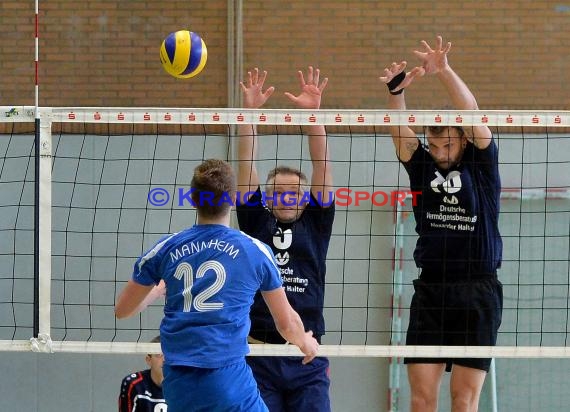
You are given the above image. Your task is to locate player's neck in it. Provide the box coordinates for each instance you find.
[150,369,163,387]
[197,213,231,227]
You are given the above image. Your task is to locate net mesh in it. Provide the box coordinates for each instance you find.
[2,106,570,410]
[0,123,35,341]
[0,107,569,359]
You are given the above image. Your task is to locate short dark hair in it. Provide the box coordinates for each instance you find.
[190,159,236,218]
[426,125,465,137]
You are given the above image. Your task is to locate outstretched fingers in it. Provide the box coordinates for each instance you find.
[419,35,452,55]
[240,67,275,108]
[379,61,408,83]
[413,35,452,74]
[297,66,328,89]
[285,66,328,109]
[262,86,275,99]
[257,69,269,88]
[420,39,433,53]
[317,75,328,92]
[402,66,425,87]
[296,69,307,88]
[312,67,319,86]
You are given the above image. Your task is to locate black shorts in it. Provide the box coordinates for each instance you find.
[404,276,503,372]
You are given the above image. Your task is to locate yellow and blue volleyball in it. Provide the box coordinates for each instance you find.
[160,30,207,79]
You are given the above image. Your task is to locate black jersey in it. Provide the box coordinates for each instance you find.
[236,187,335,342]
[118,369,167,412]
[403,140,502,279]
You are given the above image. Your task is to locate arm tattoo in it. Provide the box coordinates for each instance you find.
[405,141,418,157]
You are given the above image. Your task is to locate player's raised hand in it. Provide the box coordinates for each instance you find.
[285,66,328,110]
[413,35,452,75]
[380,61,425,93]
[240,68,275,109]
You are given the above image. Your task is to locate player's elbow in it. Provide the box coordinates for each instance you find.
[275,317,293,334]
[114,308,126,319]
[114,305,131,319]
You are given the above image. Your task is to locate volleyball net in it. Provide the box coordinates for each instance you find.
[0,107,569,361]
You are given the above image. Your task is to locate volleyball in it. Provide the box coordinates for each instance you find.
[160,30,207,79]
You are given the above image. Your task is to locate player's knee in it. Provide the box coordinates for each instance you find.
[409,376,441,411]
[410,392,438,412]
[450,390,480,412]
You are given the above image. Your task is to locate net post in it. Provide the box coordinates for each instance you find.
[36,109,52,339]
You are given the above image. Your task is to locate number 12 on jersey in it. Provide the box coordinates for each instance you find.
[173,260,226,312]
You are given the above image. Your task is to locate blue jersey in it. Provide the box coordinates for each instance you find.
[403,140,502,278]
[236,188,335,342]
[132,224,283,368]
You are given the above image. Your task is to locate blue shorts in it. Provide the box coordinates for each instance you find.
[163,360,268,412]
[246,356,330,412]
[404,276,503,372]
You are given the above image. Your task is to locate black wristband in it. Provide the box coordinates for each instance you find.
[387,71,406,95]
